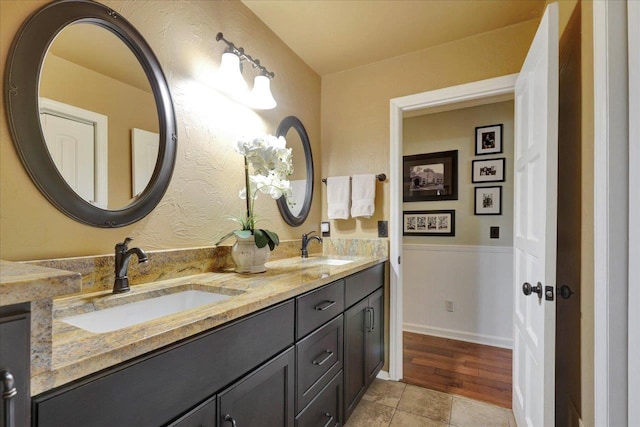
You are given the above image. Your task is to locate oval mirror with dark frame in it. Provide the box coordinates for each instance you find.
[276,116,314,227]
[4,0,177,228]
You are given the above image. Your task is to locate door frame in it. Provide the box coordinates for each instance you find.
[388,74,518,380]
[593,1,633,425]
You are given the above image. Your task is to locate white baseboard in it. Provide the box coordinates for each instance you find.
[404,323,513,349]
[376,370,390,380]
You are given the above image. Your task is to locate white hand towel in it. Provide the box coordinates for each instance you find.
[351,174,376,218]
[327,176,350,219]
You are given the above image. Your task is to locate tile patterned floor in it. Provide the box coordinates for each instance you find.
[345,379,516,427]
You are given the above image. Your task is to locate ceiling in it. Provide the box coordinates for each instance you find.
[241,0,546,76]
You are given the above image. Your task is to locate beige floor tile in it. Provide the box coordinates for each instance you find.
[390,410,449,427]
[362,379,407,408]
[345,400,396,427]
[396,384,452,423]
[449,395,511,427]
[508,409,517,427]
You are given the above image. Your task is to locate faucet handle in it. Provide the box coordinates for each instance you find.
[303,230,316,238]
[116,237,133,249]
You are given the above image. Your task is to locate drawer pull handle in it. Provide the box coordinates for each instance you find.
[365,307,375,332]
[2,371,17,427]
[314,300,336,311]
[322,412,334,427]
[312,350,334,366]
[224,414,237,427]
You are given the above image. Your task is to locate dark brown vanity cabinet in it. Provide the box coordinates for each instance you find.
[343,265,384,422]
[0,303,31,427]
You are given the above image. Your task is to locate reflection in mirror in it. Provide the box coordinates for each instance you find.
[276,116,313,226]
[285,127,306,216]
[39,23,159,210]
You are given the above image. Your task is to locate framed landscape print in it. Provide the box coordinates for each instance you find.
[474,186,502,215]
[403,150,458,202]
[472,157,505,183]
[403,210,455,236]
[475,124,503,155]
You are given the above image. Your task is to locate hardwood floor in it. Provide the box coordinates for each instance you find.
[402,331,513,408]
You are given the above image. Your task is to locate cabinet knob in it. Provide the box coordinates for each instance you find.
[2,371,17,427]
[224,414,237,427]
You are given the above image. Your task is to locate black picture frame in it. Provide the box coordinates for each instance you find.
[403,150,458,202]
[403,210,455,236]
[474,186,502,215]
[472,158,506,183]
[475,124,503,155]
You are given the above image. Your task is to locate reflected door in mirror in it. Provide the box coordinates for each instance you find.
[39,23,159,209]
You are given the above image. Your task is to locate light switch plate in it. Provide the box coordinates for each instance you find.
[321,221,330,237]
[490,226,500,239]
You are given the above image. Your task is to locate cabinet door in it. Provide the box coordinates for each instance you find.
[365,288,384,385]
[0,304,30,427]
[343,299,367,421]
[167,396,216,427]
[219,347,295,427]
[295,372,342,427]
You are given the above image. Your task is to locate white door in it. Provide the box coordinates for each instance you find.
[131,128,160,197]
[512,3,558,427]
[40,112,96,203]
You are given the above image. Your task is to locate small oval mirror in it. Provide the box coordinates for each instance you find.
[276,116,314,226]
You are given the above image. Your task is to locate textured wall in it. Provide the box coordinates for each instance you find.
[320,19,538,237]
[0,0,321,261]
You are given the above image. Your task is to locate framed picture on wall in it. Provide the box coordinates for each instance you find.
[403,210,455,236]
[403,150,458,202]
[475,124,503,155]
[474,186,502,215]
[472,157,505,183]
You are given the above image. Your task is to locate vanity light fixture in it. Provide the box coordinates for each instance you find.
[215,32,277,110]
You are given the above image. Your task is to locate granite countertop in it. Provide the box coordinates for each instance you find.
[0,260,82,306]
[33,255,387,395]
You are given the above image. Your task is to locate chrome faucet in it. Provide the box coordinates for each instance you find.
[113,237,148,294]
[301,231,322,258]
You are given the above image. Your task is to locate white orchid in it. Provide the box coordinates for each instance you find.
[227,134,294,250]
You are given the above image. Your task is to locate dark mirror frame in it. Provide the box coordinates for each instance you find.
[4,0,177,228]
[276,116,314,227]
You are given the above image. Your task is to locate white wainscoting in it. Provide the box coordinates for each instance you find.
[403,244,514,348]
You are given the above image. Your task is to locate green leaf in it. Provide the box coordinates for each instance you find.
[260,229,279,251]
[234,230,252,239]
[213,230,235,246]
[253,229,269,248]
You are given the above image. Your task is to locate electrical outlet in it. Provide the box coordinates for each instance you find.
[378,221,388,237]
[490,226,500,239]
[445,300,454,312]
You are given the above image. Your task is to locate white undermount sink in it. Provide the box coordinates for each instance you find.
[303,257,354,266]
[60,290,231,334]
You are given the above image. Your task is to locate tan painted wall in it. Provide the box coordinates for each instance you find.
[403,101,514,246]
[0,0,321,261]
[40,53,158,208]
[320,19,538,236]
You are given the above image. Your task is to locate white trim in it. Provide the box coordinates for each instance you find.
[403,244,512,254]
[627,0,640,423]
[594,1,630,426]
[389,74,517,382]
[39,97,108,209]
[376,370,390,381]
[403,323,513,349]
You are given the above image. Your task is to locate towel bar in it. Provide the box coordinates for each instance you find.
[321,173,386,184]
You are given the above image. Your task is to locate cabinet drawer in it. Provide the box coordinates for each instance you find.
[167,396,216,427]
[295,371,342,427]
[345,263,384,308]
[296,315,343,412]
[296,280,344,339]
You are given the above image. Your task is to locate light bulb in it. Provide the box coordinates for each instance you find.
[249,74,277,110]
[215,51,248,100]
